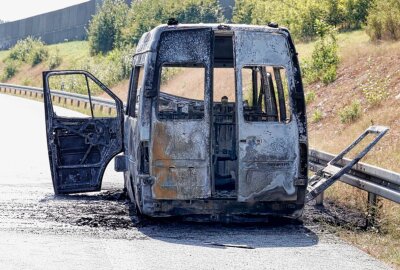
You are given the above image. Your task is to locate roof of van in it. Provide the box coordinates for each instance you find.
[135,23,291,55]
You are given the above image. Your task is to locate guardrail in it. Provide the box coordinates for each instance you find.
[309,149,400,226]
[1,82,399,222]
[0,83,117,115]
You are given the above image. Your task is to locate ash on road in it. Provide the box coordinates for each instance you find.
[0,94,391,270]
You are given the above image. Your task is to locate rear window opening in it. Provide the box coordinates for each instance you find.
[157,66,205,120]
[242,66,291,123]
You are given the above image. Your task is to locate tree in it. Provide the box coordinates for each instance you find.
[88,0,129,55]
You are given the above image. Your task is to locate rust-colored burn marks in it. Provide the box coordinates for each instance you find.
[151,121,210,200]
[151,122,178,199]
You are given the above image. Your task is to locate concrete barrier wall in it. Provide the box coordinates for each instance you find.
[0,0,102,50]
[0,0,234,50]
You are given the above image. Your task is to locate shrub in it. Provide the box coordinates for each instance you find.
[1,62,18,81]
[7,37,48,66]
[339,100,361,124]
[76,46,134,93]
[31,46,48,66]
[88,0,129,55]
[48,49,62,70]
[233,0,325,41]
[312,109,323,123]
[233,0,371,41]
[362,77,389,106]
[305,90,316,104]
[122,0,224,45]
[366,0,400,41]
[303,20,339,84]
[161,67,182,84]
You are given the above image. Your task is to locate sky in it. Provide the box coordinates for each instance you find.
[0,0,89,22]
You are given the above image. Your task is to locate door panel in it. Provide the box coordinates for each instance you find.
[150,28,213,200]
[234,31,300,202]
[43,71,124,194]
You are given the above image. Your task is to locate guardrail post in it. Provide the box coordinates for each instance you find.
[366,192,378,228]
[316,192,324,206]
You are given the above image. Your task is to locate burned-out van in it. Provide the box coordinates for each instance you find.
[43,22,388,222]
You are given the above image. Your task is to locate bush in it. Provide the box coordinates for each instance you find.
[312,109,323,123]
[88,0,129,55]
[31,46,48,66]
[305,90,316,104]
[1,62,18,81]
[233,0,325,41]
[303,20,339,84]
[339,100,361,123]
[366,0,400,41]
[122,0,224,45]
[362,77,389,107]
[233,0,371,41]
[48,49,62,70]
[77,46,135,92]
[7,37,48,66]
[89,0,224,53]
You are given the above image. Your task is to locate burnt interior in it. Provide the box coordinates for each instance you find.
[212,35,236,195]
[156,32,290,198]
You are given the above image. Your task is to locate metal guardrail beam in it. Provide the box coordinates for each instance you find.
[0,83,116,110]
[1,83,399,206]
[309,149,400,204]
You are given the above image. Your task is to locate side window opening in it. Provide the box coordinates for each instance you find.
[157,65,205,120]
[242,66,291,123]
[127,66,144,117]
[48,73,117,118]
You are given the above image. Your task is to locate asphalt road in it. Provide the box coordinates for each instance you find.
[0,93,392,270]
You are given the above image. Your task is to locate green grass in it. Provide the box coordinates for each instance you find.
[0,50,8,62]
[46,41,89,69]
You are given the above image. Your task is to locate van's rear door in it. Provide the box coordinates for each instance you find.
[150,28,213,200]
[234,30,300,202]
[43,71,124,194]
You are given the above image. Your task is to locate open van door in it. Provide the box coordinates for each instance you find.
[43,70,124,194]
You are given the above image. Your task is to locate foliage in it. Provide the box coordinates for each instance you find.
[366,0,400,41]
[303,20,339,84]
[361,76,389,107]
[122,0,224,45]
[312,109,323,122]
[78,46,134,91]
[88,0,129,55]
[48,48,62,70]
[305,90,316,104]
[1,37,49,80]
[7,37,48,66]
[1,62,18,81]
[161,67,182,85]
[339,100,361,123]
[233,0,372,41]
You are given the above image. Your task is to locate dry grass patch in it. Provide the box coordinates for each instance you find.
[307,31,400,268]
